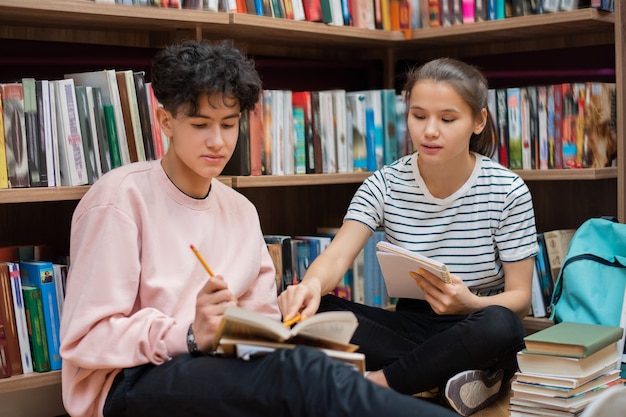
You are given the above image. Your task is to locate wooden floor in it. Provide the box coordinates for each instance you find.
[472,388,510,417]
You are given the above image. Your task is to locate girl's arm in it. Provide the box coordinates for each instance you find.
[278,220,372,320]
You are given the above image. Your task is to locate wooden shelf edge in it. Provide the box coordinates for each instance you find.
[0,370,61,394]
[516,167,618,181]
[0,168,617,202]
[231,172,373,188]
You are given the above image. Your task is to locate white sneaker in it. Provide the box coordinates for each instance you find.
[444,369,503,416]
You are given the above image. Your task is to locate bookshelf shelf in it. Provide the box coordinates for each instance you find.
[0,2,623,416]
[0,371,61,394]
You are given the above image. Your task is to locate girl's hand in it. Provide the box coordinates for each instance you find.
[192,275,238,352]
[415,268,478,315]
[277,279,322,323]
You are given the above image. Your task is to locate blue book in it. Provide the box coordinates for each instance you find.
[382,89,398,165]
[19,261,61,370]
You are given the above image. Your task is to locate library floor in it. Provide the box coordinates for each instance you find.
[471,389,510,417]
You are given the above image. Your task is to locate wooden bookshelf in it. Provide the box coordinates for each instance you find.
[0,2,623,416]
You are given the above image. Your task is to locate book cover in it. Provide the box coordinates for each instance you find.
[281,90,294,175]
[496,88,509,168]
[115,71,141,163]
[0,91,9,188]
[507,87,523,170]
[535,234,554,316]
[50,79,89,186]
[293,105,307,175]
[583,82,617,168]
[537,85,549,170]
[0,83,30,188]
[89,86,113,174]
[65,69,131,165]
[381,88,398,165]
[0,317,10,377]
[292,91,313,175]
[542,228,576,284]
[513,360,619,390]
[530,262,547,318]
[520,87,532,170]
[517,343,620,378]
[213,305,358,352]
[309,91,323,174]
[376,241,451,300]
[221,337,365,373]
[264,235,294,291]
[561,83,578,168]
[75,85,100,184]
[19,260,62,370]
[132,71,156,161]
[35,80,56,187]
[0,262,23,375]
[22,286,51,373]
[8,262,33,374]
[524,322,623,358]
[261,90,273,175]
[552,83,564,169]
[318,90,337,174]
[22,78,44,187]
[301,0,323,20]
[346,92,367,171]
[332,89,350,173]
[511,369,621,399]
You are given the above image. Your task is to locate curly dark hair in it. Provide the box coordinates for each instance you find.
[151,39,262,117]
[403,57,497,158]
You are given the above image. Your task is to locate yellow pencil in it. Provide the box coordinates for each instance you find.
[283,313,305,328]
[189,244,215,277]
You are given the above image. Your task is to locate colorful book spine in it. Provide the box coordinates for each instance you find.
[506,87,523,170]
[22,286,51,373]
[19,261,61,370]
[8,263,33,374]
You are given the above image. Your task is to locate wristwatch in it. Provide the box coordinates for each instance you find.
[186,323,202,356]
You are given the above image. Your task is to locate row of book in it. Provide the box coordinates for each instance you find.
[94,1,615,37]
[0,69,167,189]
[0,249,67,378]
[266,228,393,308]
[224,88,410,177]
[530,228,576,319]
[511,321,625,416]
[488,82,617,172]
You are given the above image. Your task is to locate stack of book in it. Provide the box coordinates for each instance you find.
[511,322,625,416]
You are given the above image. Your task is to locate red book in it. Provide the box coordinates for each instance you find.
[302,0,323,21]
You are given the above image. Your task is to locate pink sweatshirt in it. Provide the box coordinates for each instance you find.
[59,161,280,417]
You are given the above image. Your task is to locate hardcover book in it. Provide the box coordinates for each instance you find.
[8,262,34,374]
[523,322,624,358]
[0,262,23,375]
[375,241,451,300]
[21,78,44,187]
[542,228,576,284]
[0,92,8,188]
[75,85,101,184]
[22,285,51,372]
[513,360,619,390]
[517,343,620,378]
[213,305,359,352]
[19,260,62,370]
[0,83,30,188]
[65,69,131,165]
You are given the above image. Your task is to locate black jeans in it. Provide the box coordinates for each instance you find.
[103,345,459,417]
[318,295,526,395]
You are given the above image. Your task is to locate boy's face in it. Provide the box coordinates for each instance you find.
[159,93,241,198]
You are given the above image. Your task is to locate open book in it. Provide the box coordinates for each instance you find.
[375,241,451,299]
[213,306,359,353]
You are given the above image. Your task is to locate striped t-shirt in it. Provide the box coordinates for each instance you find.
[345,152,538,295]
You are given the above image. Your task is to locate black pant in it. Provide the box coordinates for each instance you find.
[318,295,525,395]
[103,345,459,417]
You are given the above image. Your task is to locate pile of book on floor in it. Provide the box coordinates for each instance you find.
[510,322,626,417]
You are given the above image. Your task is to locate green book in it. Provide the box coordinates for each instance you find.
[524,322,623,358]
[103,104,122,169]
[22,286,51,372]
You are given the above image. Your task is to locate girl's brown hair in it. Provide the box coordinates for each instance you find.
[403,57,497,158]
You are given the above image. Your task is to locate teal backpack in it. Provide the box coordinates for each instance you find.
[550,217,626,327]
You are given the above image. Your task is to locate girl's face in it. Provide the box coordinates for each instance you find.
[159,93,241,198]
[407,80,486,166]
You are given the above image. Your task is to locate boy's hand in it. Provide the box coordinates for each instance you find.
[192,275,237,352]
